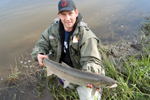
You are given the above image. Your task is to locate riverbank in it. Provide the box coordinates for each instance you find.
[100,17,150,100]
[0,18,150,100]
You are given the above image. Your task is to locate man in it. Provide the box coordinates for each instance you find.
[31,0,105,99]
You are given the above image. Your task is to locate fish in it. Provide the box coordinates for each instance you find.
[43,58,117,96]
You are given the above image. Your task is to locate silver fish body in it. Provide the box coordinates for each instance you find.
[43,58,117,89]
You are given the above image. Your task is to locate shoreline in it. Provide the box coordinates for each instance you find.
[0,18,150,100]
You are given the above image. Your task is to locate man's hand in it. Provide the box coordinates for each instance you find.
[86,72,99,91]
[37,54,48,67]
[86,84,99,91]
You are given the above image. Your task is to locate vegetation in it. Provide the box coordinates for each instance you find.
[101,18,150,100]
[101,54,150,100]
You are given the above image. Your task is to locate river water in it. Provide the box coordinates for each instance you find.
[0,0,150,92]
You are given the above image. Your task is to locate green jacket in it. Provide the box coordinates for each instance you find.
[31,18,104,74]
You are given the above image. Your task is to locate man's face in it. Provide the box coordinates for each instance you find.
[58,9,78,32]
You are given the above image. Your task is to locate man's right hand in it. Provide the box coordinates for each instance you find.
[37,54,48,67]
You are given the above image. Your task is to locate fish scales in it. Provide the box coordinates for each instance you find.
[43,58,117,89]
[44,59,94,85]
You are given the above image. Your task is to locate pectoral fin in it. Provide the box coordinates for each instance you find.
[47,71,52,76]
[47,68,53,76]
[63,81,70,88]
[91,87,97,97]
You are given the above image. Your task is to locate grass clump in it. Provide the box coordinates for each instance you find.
[101,45,150,100]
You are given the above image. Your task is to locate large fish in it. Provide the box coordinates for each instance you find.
[43,58,117,96]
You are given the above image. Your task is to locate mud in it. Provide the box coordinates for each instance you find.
[0,63,54,100]
[100,18,150,72]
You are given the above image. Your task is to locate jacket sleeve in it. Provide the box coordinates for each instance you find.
[31,26,51,61]
[80,37,105,75]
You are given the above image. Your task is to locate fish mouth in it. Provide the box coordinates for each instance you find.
[107,83,118,88]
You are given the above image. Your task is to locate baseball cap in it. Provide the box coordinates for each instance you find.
[58,0,76,13]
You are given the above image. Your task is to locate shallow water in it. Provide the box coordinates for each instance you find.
[0,0,150,91]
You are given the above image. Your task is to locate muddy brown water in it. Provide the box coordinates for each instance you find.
[0,0,150,97]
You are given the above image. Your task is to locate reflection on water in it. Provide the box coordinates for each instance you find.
[0,0,150,88]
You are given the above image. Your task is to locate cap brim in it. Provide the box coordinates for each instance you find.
[58,7,74,13]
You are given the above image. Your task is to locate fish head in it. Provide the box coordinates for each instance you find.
[106,83,117,88]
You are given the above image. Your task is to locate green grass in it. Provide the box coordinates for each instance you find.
[101,52,150,100]
[7,59,21,86]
